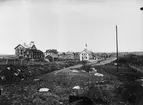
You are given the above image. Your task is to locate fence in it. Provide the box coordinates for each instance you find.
[0,58,26,65]
[0,58,55,66]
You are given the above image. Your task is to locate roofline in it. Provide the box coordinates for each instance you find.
[24,49,44,53]
[14,44,22,49]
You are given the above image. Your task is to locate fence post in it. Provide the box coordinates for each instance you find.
[6,59,8,65]
[14,58,15,65]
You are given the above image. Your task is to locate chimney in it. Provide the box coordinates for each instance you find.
[30,41,34,46]
[24,42,27,46]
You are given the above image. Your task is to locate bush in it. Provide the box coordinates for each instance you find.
[32,92,60,105]
[80,65,92,73]
[0,95,10,105]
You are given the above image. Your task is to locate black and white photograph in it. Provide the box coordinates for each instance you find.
[0,0,143,105]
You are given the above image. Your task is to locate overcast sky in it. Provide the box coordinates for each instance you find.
[0,0,143,54]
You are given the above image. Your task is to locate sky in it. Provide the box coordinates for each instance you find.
[0,0,143,54]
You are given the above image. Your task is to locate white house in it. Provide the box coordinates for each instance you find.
[79,44,93,61]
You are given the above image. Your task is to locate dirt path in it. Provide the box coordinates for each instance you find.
[129,65,143,74]
[54,64,83,74]
[54,57,117,74]
[89,57,116,66]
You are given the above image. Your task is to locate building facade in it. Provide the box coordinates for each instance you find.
[14,41,44,60]
[79,44,93,61]
[24,49,44,60]
[65,51,74,60]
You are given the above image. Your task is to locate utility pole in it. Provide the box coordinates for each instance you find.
[116,25,119,73]
[6,58,8,65]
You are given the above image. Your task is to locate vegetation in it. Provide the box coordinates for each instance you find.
[114,54,143,66]
[0,54,143,105]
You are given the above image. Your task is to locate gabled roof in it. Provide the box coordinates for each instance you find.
[15,42,37,49]
[80,48,92,54]
[30,45,37,49]
[14,44,23,49]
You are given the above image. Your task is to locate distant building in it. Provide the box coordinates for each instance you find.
[57,52,65,60]
[65,51,74,60]
[79,44,93,61]
[45,53,59,62]
[57,51,74,61]
[100,53,109,59]
[14,41,44,60]
[45,49,59,62]
[74,52,80,60]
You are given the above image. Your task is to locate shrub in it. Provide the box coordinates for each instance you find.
[80,65,92,73]
[32,92,60,105]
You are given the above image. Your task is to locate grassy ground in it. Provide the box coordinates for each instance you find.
[1,57,143,105]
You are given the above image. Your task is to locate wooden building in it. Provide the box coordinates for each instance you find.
[14,41,44,60]
[79,44,93,61]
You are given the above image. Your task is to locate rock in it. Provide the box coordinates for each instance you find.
[0,87,3,95]
[140,79,143,81]
[17,69,21,72]
[114,63,117,66]
[73,86,80,90]
[6,67,11,70]
[14,73,19,76]
[39,88,50,92]
[93,69,97,72]
[94,73,104,77]
[21,78,24,81]
[59,102,63,105]
[34,78,40,82]
[72,70,78,73]
[91,68,95,70]
[0,76,5,80]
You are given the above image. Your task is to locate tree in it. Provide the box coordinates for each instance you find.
[45,49,58,54]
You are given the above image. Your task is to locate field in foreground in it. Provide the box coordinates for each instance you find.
[1,55,143,105]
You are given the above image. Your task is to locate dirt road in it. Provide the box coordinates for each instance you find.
[88,57,116,66]
[129,65,143,74]
[54,57,117,74]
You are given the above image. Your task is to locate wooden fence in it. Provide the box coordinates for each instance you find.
[0,58,26,65]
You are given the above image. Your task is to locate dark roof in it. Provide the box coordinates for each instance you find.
[24,49,44,54]
[80,48,92,54]
[14,44,23,49]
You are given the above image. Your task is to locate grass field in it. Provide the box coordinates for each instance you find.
[1,55,143,105]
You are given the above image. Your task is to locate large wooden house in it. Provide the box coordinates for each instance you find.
[14,41,44,60]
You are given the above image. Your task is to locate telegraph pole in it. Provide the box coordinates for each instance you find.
[116,25,119,73]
